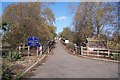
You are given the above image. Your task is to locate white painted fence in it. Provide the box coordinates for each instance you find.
[18,46,42,57]
[81,46,120,57]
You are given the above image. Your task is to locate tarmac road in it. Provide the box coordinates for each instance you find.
[31,40,119,78]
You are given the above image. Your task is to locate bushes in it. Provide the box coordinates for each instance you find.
[2,65,13,80]
[112,53,120,61]
[67,43,75,50]
[5,51,21,61]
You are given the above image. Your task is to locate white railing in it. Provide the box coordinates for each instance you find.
[81,46,120,57]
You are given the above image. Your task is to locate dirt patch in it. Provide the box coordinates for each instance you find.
[2,54,44,79]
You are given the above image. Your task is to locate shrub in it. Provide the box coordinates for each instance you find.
[67,43,75,50]
[2,65,13,80]
[112,53,120,61]
[6,51,21,61]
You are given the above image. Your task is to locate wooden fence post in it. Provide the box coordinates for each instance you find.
[28,46,30,57]
[37,46,39,56]
[48,46,49,53]
[40,46,42,55]
[97,50,99,57]
[108,49,110,57]
[19,46,21,54]
[81,46,83,55]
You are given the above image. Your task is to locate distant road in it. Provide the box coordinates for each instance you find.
[31,40,119,78]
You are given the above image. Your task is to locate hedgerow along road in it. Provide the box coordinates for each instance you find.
[31,40,118,78]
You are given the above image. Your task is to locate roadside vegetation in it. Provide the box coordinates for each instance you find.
[0,2,56,80]
[1,2,56,47]
[60,2,120,60]
[0,2,120,80]
[60,2,120,50]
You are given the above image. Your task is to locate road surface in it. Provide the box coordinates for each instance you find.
[31,41,119,78]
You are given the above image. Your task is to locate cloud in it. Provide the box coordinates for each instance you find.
[56,16,68,21]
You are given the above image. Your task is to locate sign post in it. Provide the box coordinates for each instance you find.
[28,46,30,57]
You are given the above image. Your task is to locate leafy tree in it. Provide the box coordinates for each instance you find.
[111,31,120,49]
[47,25,56,40]
[72,2,118,46]
[61,27,74,42]
[73,2,95,44]
[2,2,56,48]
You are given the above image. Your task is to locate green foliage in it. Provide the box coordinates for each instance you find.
[2,65,13,80]
[47,26,56,40]
[15,73,22,80]
[107,31,120,50]
[112,53,120,61]
[6,51,21,61]
[42,7,55,25]
[73,2,118,45]
[67,43,75,50]
[61,27,74,42]
[2,2,56,47]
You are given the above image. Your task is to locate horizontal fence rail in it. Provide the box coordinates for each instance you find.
[81,46,120,58]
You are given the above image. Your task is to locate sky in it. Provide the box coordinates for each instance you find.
[49,2,78,33]
[0,2,78,34]
[0,1,119,34]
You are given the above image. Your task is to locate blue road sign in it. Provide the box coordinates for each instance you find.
[28,37,40,46]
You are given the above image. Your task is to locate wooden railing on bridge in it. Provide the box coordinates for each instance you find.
[81,46,120,58]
